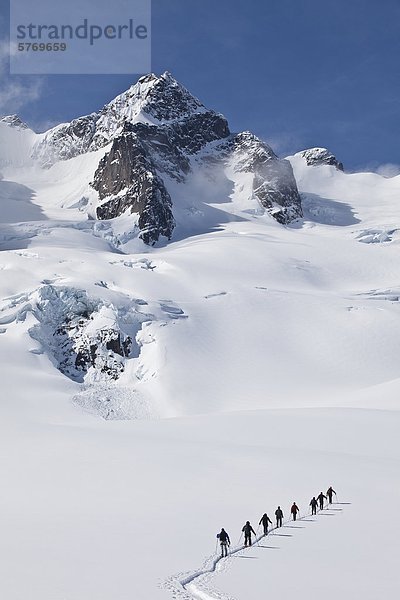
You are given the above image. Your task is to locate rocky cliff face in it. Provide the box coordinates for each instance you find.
[298,147,344,171]
[92,124,175,245]
[218,132,303,223]
[31,71,303,243]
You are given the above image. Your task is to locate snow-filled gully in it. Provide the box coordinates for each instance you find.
[167,504,344,600]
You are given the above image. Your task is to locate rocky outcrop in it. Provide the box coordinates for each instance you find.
[57,315,131,381]
[32,72,211,166]
[29,285,136,383]
[215,132,303,223]
[92,125,175,245]
[298,147,344,171]
[92,118,301,238]
[32,71,303,242]
[32,115,98,166]
[91,107,229,244]
[168,111,229,154]
[133,72,205,121]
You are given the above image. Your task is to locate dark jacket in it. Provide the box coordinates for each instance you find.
[218,529,230,544]
[242,523,256,536]
[275,508,283,518]
[310,498,318,507]
[291,503,299,514]
[259,514,272,526]
[317,493,327,502]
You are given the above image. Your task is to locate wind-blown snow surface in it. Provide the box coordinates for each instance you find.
[1,119,400,599]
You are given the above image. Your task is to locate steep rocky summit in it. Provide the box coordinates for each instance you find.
[32,71,302,244]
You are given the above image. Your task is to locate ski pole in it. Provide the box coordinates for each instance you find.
[254,525,260,546]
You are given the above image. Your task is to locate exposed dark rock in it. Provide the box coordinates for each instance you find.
[168,111,230,154]
[29,286,136,383]
[32,72,209,166]
[299,147,344,171]
[215,132,303,223]
[92,127,175,245]
[124,122,191,181]
[32,71,303,237]
[55,312,132,381]
[137,71,204,121]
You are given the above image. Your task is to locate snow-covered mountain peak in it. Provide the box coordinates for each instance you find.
[91,71,207,149]
[125,70,206,122]
[98,71,200,128]
[4,72,302,244]
[0,118,37,169]
[296,147,344,171]
[229,131,278,164]
[0,114,30,130]
[32,71,211,167]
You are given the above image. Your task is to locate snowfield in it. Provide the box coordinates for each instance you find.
[0,115,400,599]
[1,405,399,600]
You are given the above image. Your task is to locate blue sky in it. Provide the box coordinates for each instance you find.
[1,0,399,171]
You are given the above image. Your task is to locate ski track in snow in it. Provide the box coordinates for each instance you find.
[165,504,343,600]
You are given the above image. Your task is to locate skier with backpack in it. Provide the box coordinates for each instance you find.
[326,486,337,504]
[291,502,300,521]
[217,528,230,557]
[259,512,273,535]
[242,521,256,546]
[309,496,318,515]
[275,506,284,528]
[317,491,327,510]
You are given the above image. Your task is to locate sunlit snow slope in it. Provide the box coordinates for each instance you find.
[1,121,399,415]
[0,106,399,600]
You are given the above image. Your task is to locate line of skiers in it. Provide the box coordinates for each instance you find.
[217,487,336,557]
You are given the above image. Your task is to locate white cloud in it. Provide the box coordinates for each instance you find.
[30,117,60,133]
[355,160,400,178]
[375,163,400,178]
[261,131,306,158]
[0,41,44,115]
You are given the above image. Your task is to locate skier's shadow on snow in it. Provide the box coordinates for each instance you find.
[258,545,279,549]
